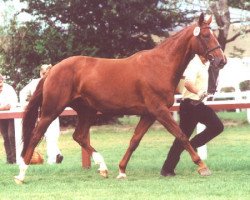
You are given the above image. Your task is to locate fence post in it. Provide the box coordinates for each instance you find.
[196,123,207,160]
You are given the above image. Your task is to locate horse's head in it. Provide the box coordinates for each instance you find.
[191,13,227,69]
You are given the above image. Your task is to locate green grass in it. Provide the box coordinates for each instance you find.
[0,112,250,200]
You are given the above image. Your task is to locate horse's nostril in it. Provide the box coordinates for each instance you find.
[219,59,226,69]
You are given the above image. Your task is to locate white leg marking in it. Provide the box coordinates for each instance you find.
[116,170,127,179]
[14,158,28,183]
[92,152,108,171]
[92,152,108,178]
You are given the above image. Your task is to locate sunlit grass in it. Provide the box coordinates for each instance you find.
[0,112,250,200]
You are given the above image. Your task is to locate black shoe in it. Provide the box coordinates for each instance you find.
[160,170,176,177]
[56,154,63,164]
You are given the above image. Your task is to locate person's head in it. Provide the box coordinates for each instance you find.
[40,64,52,78]
[0,74,4,93]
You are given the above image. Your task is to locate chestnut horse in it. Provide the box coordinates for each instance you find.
[15,13,226,183]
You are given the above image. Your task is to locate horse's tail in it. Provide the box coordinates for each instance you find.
[21,78,45,157]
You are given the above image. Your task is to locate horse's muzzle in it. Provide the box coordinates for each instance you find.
[210,56,227,69]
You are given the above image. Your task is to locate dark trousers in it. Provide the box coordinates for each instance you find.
[0,119,16,163]
[161,99,224,173]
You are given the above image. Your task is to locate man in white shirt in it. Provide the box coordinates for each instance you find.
[19,64,63,164]
[161,55,224,176]
[0,74,18,164]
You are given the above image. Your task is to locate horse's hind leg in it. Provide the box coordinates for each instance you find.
[72,106,108,177]
[15,115,56,183]
[117,115,155,179]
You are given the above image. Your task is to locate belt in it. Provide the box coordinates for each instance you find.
[181,98,203,106]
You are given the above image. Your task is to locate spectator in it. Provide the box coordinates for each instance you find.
[0,74,18,164]
[19,64,63,164]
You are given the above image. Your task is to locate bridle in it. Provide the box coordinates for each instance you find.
[196,26,221,63]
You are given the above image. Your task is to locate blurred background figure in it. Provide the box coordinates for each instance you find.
[0,74,18,164]
[19,64,63,164]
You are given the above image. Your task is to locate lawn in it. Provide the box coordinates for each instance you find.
[0,111,250,200]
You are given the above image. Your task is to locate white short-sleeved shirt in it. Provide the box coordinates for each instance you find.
[19,78,41,106]
[0,83,18,109]
[182,55,209,100]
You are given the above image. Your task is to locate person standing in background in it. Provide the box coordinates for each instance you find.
[19,64,63,164]
[0,74,18,164]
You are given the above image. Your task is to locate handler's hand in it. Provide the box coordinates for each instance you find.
[197,91,208,101]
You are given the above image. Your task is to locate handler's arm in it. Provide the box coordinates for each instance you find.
[185,80,206,98]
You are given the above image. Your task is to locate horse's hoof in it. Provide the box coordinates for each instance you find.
[14,176,24,185]
[99,170,108,178]
[116,172,127,179]
[198,167,212,176]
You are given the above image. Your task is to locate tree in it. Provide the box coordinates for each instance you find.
[0,19,70,91]
[210,0,250,51]
[19,0,176,58]
[1,0,249,89]
[1,0,183,89]
[158,0,250,51]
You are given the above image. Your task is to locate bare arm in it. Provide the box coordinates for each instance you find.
[185,80,207,98]
[184,80,199,95]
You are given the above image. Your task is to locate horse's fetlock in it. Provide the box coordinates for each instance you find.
[193,156,201,165]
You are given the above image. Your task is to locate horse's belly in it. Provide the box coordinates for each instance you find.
[82,93,147,115]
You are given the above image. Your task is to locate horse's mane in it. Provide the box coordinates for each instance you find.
[155,23,196,49]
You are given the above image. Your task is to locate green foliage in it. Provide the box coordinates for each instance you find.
[19,0,173,58]
[240,80,250,91]
[0,19,69,91]
[1,0,180,90]
[228,0,250,10]
[220,86,236,93]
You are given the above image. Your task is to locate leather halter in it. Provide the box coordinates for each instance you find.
[196,26,221,61]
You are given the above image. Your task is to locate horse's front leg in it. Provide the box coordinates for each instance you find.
[117,115,155,179]
[151,105,211,176]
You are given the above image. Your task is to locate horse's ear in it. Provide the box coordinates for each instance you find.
[198,13,205,26]
[206,15,212,25]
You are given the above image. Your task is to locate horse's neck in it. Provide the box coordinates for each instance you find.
[156,26,195,86]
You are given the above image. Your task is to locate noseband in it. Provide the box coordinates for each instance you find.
[196,27,221,61]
